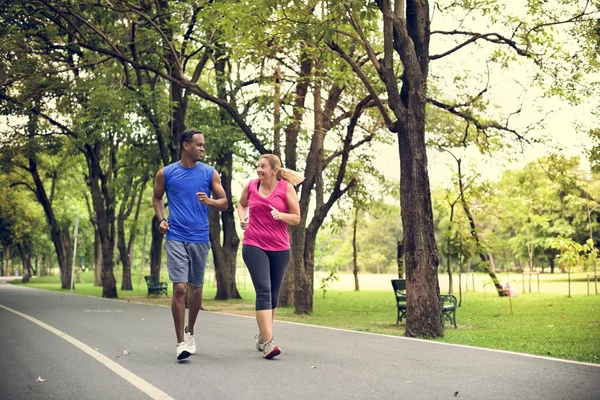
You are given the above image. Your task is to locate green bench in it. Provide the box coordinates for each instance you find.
[391,279,457,328]
[145,275,168,297]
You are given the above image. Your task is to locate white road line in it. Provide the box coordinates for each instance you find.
[0,303,174,400]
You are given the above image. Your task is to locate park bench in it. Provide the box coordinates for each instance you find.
[144,275,168,297]
[391,279,457,328]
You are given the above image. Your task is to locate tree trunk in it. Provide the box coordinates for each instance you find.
[371,0,444,337]
[206,151,241,301]
[1,246,7,276]
[549,256,555,274]
[447,201,456,294]
[27,157,73,289]
[117,217,132,290]
[488,253,497,272]
[209,207,241,300]
[31,256,38,276]
[86,145,117,299]
[458,234,463,307]
[397,241,405,278]
[94,228,102,286]
[457,160,505,297]
[16,244,32,283]
[292,72,326,314]
[210,40,241,300]
[149,216,163,280]
[278,249,296,307]
[117,176,147,291]
[294,225,314,314]
[398,120,443,337]
[353,208,359,291]
[279,50,313,308]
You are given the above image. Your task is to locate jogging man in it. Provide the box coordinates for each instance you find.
[152,129,227,361]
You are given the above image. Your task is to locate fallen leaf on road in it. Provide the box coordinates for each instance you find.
[35,376,47,382]
[115,356,120,358]
[311,366,317,369]
[94,348,100,351]
[393,363,398,366]
[454,391,460,397]
[123,349,129,355]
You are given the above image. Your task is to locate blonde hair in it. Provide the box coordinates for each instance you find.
[260,154,305,186]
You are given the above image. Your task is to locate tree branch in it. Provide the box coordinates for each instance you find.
[328,41,395,130]
[427,97,529,143]
[430,31,537,62]
[0,94,79,139]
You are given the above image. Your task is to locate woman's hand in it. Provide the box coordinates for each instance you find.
[240,215,249,230]
[270,205,282,221]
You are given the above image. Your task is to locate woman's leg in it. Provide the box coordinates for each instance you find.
[242,245,273,341]
[268,249,291,311]
[265,249,290,340]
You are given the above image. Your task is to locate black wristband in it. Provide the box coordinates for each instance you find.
[158,218,167,224]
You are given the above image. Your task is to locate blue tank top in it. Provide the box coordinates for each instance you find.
[163,161,214,243]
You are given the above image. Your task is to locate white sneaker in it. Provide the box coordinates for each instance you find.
[184,327,196,355]
[176,342,191,361]
[254,333,264,351]
[262,338,281,359]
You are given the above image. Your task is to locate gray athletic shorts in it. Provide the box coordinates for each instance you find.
[164,240,211,287]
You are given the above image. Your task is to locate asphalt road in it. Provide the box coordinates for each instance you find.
[0,279,598,400]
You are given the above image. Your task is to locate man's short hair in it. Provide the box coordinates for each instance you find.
[179,129,203,150]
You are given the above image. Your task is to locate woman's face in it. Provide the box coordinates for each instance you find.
[256,157,277,180]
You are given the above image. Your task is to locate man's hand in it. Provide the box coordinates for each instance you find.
[158,219,169,235]
[196,192,210,206]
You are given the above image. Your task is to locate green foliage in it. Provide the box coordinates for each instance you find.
[317,201,401,274]
[319,269,340,298]
[431,154,600,274]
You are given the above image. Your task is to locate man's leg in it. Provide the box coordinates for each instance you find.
[164,240,192,349]
[171,282,187,343]
[186,242,210,334]
[186,283,203,333]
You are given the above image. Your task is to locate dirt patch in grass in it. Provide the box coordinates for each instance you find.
[120,295,257,317]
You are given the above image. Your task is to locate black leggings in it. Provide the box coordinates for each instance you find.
[242,245,291,311]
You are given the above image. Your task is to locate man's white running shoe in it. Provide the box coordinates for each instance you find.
[184,327,196,355]
[176,342,191,361]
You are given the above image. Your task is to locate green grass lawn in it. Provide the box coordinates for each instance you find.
[7,270,600,364]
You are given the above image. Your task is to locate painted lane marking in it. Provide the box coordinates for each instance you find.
[0,303,174,400]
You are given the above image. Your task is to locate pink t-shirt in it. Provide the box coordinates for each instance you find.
[243,179,290,251]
